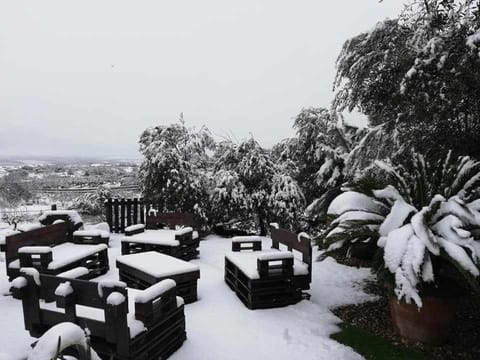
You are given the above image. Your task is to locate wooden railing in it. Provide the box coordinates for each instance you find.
[104,198,148,233]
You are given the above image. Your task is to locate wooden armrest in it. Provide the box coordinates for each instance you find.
[134,280,177,326]
[257,253,294,278]
[125,224,145,236]
[232,238,262,252]
[72,232,104,245]
[18,247,53,269]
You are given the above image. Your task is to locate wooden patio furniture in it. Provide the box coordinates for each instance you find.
[4,222,109,281]
[224,225,312,309]
[117,251,200,304]
[12,270,186,360]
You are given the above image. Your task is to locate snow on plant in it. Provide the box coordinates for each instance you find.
[139,117,215,223]
[319,151,480,307]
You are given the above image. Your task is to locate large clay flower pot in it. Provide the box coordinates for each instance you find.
[389,296,453,345]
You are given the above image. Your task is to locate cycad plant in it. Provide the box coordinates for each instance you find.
[318,151,480,307]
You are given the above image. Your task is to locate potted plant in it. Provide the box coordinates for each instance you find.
[318,151,480,344]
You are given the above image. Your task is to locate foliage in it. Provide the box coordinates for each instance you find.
[0,173,32,207]
[139,118,215,223]
[334,0,480,158]
[213,138,305,234]
[318,151,480,307]
[71,186,112,217]
[274,108,364,227]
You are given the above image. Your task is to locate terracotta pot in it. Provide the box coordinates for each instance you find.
[389,296,453,345]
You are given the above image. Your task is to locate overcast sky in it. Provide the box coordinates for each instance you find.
[0,0,405,158]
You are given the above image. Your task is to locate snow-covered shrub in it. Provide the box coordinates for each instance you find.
[273,108,364,228]
[214,138,305,234]
[319,151,480,307]
[70,186,112,217]
[139,118,215,224]
[209,169,251,226]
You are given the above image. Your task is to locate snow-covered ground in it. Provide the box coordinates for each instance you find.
[0,232,375,360]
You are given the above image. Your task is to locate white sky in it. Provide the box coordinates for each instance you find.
[0,0,405,158]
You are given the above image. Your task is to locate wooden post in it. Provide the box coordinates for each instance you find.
[132,198,138,225]
[120,199,126,233]
[126,199,132,227]
[105,199,113,231]
[139,198,145,224]
[113,199,120,233]
[51,204,57,211]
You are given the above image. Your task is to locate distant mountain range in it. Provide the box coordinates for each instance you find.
[0,155,142,166]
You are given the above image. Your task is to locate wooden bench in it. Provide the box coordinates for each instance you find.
[121,213,200,261]
[4,222,109,281]
[12,270,186,360]
[73,230,110,246]
[224,225,312,309]
[117,251,200,304]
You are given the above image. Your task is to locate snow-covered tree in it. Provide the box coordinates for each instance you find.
[139,118,215,222]
[209,169,251,226]
[214,138,304,234]
[71,186,112,217]
[319,151,480,307]
[335,0,480,159]
[276,108,363,226]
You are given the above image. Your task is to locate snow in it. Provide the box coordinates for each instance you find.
[117,252,199,278]
[46,243,108,270]
[106,291,126,306]
[27,322,101,360]
[257,251,294,261]
[16,223,43,232]
[20,268,41,286]
[378,199,416,236]
[382,225,413,274]
[328,191,385,215]
[175,227,193,235]
[11,277,27,289]
[0,233,376,360]
[192,231,199,240]
[124,224,145,232]
[57,267,89,279]
[38,210,83,225]
[466,30,480,49]
[18,246,52,254]
[231,236,263,243]
[0,229,20,245]
[55,282,74,297]
[332,210,383,226]
[134,279,177,304]
[121,230,180,246]
[438,237,480,277]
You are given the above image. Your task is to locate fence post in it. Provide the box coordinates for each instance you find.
[105,199,113,230]
[113,199,120,233]
[126,199,132,227]
[132,198,138,225]
[139,198,145,224]
[120,199,126,233]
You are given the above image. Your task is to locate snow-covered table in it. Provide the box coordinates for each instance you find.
[117,251,200,303]
[224,226,312,309]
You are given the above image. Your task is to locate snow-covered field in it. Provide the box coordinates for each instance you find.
[0,233,375,360]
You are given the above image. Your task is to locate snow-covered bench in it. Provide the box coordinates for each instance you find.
[117,251,200,303]
[121,213,200,260]
[4,222,109,281]
[12,269,186,360]
[224,225,312,309]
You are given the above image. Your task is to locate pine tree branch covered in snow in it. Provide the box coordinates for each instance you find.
[318,151,480,307]
[335,0,480,159]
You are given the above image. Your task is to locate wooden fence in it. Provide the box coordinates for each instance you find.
[104,198,149,233]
